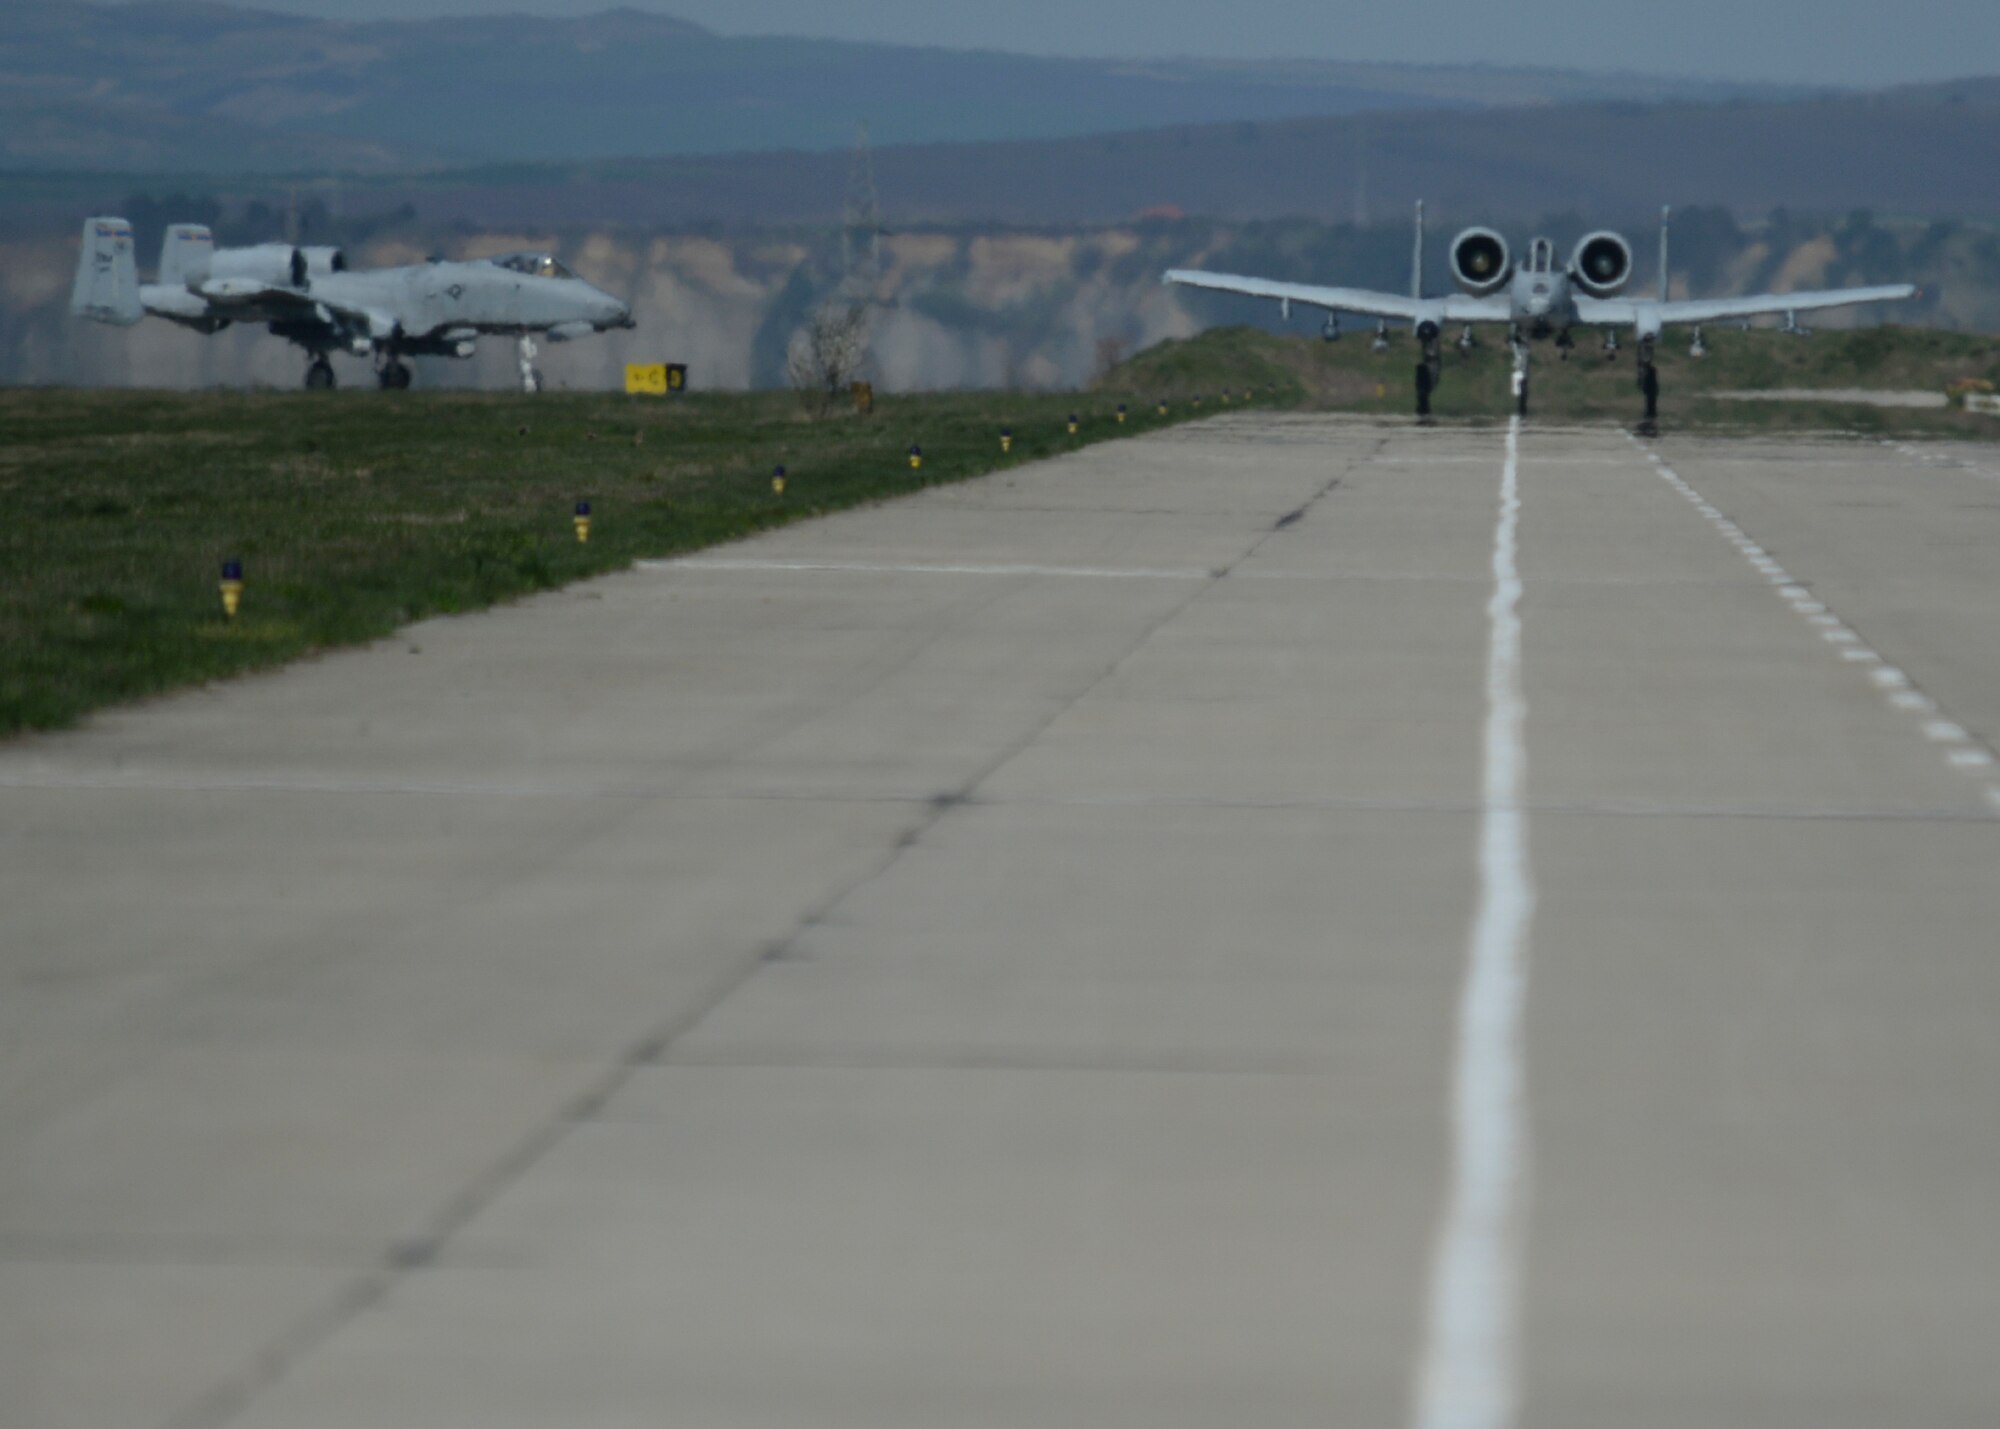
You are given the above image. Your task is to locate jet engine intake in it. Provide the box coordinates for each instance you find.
[1450,228,1511,297]
[1569,231,1633,298]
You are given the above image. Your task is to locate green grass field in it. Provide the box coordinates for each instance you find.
[0,387,1218,736]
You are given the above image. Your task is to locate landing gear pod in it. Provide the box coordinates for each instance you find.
[1569,231,1634,298]
[1450,228,1511,297]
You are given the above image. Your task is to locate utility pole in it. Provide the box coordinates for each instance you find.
[1352,122,1369,229]
[841,123,884,302]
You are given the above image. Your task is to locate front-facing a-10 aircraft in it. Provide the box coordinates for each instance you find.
[1165,203,1917,423]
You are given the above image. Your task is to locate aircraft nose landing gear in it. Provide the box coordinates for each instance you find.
[304,356,336,391]
[517,335,544,393]
[1509,328,1531,418]
[375,356,412,390]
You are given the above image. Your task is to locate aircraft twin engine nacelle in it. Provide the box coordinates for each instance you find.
[1450,228,1512,298]
[1569,231,1633,298]
[206,243,349,291]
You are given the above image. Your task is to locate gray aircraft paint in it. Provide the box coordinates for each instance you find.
[71,219,634,390]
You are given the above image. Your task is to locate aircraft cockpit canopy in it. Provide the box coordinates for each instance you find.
[491,253,579,280]
[1526,238,1558,274]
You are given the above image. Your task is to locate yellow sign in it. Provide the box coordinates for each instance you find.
[625,364,688,395]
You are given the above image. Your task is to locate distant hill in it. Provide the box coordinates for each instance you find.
[5,0,1805,173]
[8,207,1990,395]
[280,78,2000,232]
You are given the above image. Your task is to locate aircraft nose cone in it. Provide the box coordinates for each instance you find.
[595,291,634,329]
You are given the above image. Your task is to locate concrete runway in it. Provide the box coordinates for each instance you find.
[5,415,1999,1428]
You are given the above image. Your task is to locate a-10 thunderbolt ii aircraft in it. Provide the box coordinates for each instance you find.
[1164,205,1919,423]
[70,218,634,391]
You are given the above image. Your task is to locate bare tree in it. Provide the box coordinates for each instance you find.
[787,301,871,418]
[1092,335,1128,386]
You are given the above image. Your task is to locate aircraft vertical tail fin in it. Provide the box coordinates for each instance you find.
[159,224,214,289]
[1411,199,1425,301]
[1658,205,1672,301]
[70,217,142,326]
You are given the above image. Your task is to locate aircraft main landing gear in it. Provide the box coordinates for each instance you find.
[304,357,336,391]
[1636,336,1661,436]
[1415,321,1443,424]
[517,335,544,394]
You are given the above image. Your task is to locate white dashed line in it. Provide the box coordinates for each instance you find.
[1412,415,1535,1429]
[645,558,1210,580]
[1630,434,2000,813]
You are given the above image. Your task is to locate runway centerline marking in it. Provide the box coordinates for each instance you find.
[1413,414,1534,1429]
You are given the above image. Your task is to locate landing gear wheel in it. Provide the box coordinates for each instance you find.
[376,359,413,391]
[1415,327,1442,424]
[304,359,335,391]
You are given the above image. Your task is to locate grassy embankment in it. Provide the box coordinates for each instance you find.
[0,386,1259,736]
[1105,323,2000,433]
[11,323,1996,736]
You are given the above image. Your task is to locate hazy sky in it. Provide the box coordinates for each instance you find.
[209,0,2000,87]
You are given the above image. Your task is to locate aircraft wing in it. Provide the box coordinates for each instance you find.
[1164,269,1509,323]
[1579,284,1919,328]
[196,280,401,339]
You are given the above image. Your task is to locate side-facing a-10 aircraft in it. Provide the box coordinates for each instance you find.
[1165,205,1920,423]
[70,218,635,392]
